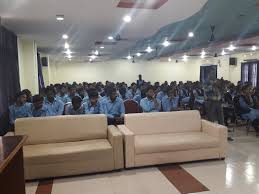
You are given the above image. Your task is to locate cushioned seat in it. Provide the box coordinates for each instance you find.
[24,139,113,165]
[135,132,219,155]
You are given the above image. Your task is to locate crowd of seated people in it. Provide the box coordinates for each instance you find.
[8,75,259,136]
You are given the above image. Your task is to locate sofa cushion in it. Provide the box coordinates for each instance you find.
[125,111,201,135]
[135,132,219,155]
[15,114,108,145]
[24,139,113,165]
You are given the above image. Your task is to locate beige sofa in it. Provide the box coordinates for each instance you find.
[118,110,228,168]
[15,114,123,180]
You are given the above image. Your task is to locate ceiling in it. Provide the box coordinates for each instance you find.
[0,0,207,62]
[127,0,259,60]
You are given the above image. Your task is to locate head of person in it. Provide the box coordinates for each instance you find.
[107,87,117,102]
[131,83,137,91]
[145,86,155,99]
[45,87,55,102]
[32,95,44,110]
[22,89,32,102]
[138,74,142,80]
[88,89,99,105]
[72,96,82,110]
[241,84,251,96]
[119,86,127,99]
[60,85,67,95]
[68,85,77,96]
[15,91,27,105]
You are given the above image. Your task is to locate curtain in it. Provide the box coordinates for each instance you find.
[0,26,20,135]
[241,61,259,87]
[37,52,45,90]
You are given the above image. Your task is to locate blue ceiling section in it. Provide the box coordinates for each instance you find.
[122,0,259,60]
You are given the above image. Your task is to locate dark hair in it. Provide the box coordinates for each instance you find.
[88,89,99,99]
[145,85,154,93]
[32,95,44,103]
[15,91,26,99]
[22,89,32,96]
[72,96,82,104]
[106,87,117,96]
[45,87,55,94]
[241,84,250,92]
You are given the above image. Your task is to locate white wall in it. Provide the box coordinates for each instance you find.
[47,51,259,85]
[17,38,39,94]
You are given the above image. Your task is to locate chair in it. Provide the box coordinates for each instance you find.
[124,100,140,114]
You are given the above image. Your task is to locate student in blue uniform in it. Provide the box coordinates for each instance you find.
[140,86,161,112]
[64,85,78,103]
[65,96,85,115]
[126,83,141,100]
[102,87,125,125]
[9,91,32,125]
[56,85,68,103]
[85,89,102,114]
[31,95,48,117]
[162,87,179,112]
[44,87,64,116]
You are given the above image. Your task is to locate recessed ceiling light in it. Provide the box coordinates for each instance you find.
[64,49,72,55]
[66,55,72,59]
[136,53,142,57]
[188,32,194,38]
[250,53,253,56]
[182,54,188,62]
[251,45,257,51]
[94,50,99,56]
[89,55,97,60]
[227,44,236,51]
[108,36,114,40]
[89,58,93,62]
[221,49,226,56]
[168,57,172,62]
[56,15,64,21]
[100,46,104,49]
[123,15,132,23]
[127,55,132,60]
[64,42,69,49]
[62,34,68,39]
[201,49,206,58]
[146,46,153,53]
[162,38,170,47]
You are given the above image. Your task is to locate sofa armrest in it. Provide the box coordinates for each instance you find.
[201,119,228,158]
[117,125,135,168]
[4,132,15,137]
[108,125,124,169]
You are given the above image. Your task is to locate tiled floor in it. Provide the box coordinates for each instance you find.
[26,127,259,194]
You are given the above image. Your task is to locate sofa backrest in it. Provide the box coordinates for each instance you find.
[125,110,201,135]
[15,114,108,145]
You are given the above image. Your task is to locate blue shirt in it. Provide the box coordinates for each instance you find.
[85,101,102,114]
[44,98,64,116]
[63,93,80,103]
[65,104,85,115]
[140,97,161,112]
[102,97,125,118]
[162,96,179,112]
[56,94,69,104]
[32,105,48,117]
[9,103,32,124]
[126,89,141,100]
[156,91,165,101]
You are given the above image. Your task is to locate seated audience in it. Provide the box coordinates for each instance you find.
[102,87,125,125]
[162,87,179,112]
[56,85,68,103]
[85,89,102,114]
[44,87,64,116]
[9,91,32,124]
[65,96,85,115]
[64,85,78,103]
[140,86,161,112]
[22,89,32,103]
[31,95,48,117]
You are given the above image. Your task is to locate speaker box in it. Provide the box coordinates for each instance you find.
[41,57,48,66]
[229,57,237,66]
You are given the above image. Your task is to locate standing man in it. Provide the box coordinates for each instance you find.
[137,74,145,87]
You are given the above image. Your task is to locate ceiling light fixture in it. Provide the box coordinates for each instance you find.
[221,49,226,56]
[64,42,69,49]
[227,44,236,51]
[162,38,170,47]
[100,46,104,49]
[56,15,64,21]
[123,15,132,23]
[127,55,132,60]
[66,55,72,59]
[90,55,97,60]
[251,45,257,51]
[146,46,153,53]
[62,34,68,39]
[64,49,72,55]
[168,57,172,62]
[136,53,142,57]
[94,50,99,56]
[183,54,188,62]
[188,32,194,38]
[108,36,114,40]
